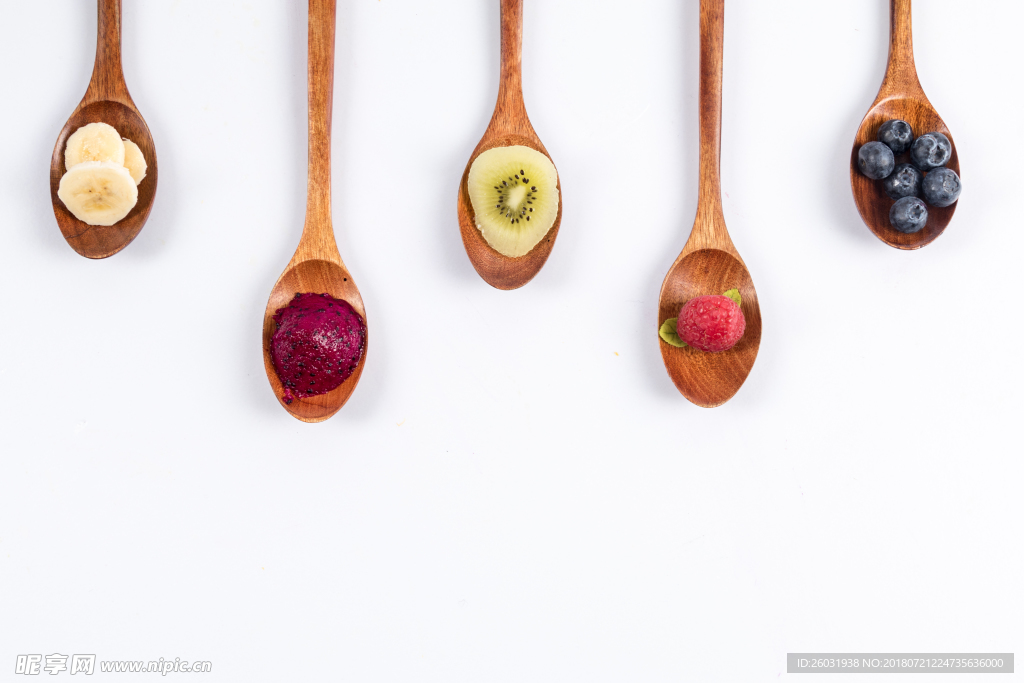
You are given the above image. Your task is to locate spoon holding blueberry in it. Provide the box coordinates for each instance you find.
[50,0,158,259]
[657,0,762,408]
[851,0,960,249]
[261,0,367,423]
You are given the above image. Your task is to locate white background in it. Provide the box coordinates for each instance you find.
[1,0,1021,681]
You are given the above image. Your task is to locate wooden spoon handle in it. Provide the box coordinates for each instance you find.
[83,0,131,106]
[487,0,530,134]
[297,0,341,264]
[687,0,733,251]
[878,0,924,98]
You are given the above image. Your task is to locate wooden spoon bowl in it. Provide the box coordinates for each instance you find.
[850,0,958,249]
[456,0,562,290]
[261,0,367,423]
[657,0,761,407]
[51,101,157,258]
[659,249,761,407]
[50,0,157,259]
[262,259,367,423]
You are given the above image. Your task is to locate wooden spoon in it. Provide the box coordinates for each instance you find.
[261,0,367,423]
[657,0,762,408]
[456,0,562,290]
[850,0,959,249]
[50,0,158,259]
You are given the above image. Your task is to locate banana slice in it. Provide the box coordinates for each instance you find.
[57,161,139,226]
[64,122,125,169]
[122,138,147,185]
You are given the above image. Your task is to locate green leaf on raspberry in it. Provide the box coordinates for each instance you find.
[659,318,687,347]
[723,288,741,306]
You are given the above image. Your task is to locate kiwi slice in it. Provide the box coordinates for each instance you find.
[467,145,559,257]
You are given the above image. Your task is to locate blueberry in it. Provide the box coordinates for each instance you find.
[910,132,952,170]
[877,119,914,154]
[882,163,923,200]
[922,167,961,207]
[858,141,895,180]
[889,196,929,233]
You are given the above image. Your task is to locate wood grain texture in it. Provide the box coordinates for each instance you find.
[850,0,959,249]
[50,0,158,259]
[261,0,367,423]
[657,0,761,408]
[456,0,562,290]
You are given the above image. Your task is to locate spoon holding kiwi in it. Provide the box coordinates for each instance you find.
[850,0,959,249]
[456,0,563,290]
[261,0,367,423]
[658,0,761,408]
[50,0,158,259]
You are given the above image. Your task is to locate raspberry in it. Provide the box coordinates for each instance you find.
[677,295,745,352]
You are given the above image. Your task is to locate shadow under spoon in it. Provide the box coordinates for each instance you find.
[658,0,762,408]
[456,0,562,290]
[850,0,959,249]
[261,0,367,423]
[50,0,158,259]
